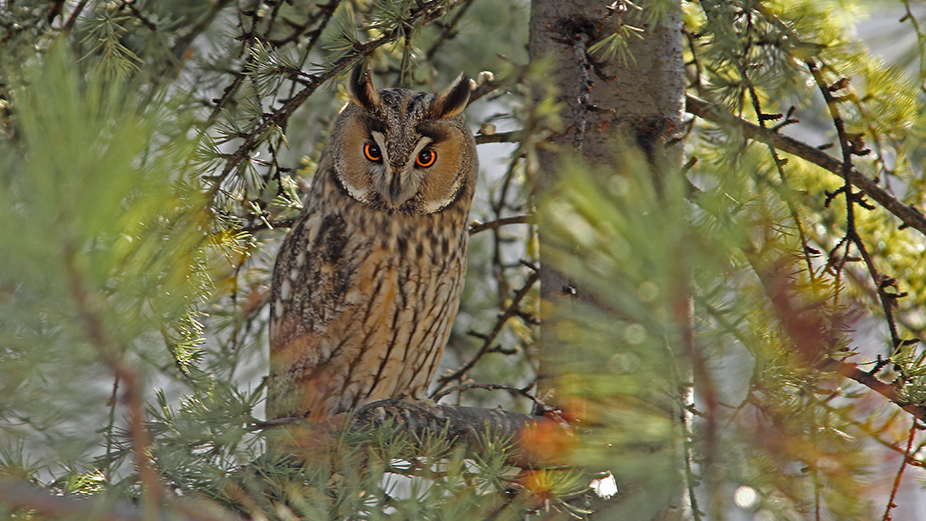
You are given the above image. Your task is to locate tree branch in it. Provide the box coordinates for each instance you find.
[883,420,917,521]
[424,0,477,61]
[685,94,926,237]
[468,214,531,235]
[431,382,548,410]
[349,399,567,467]
[475,130,522,144]
[469,77,503,103]
[261,398,570,468]
[830,360,926,424]
[436,268,540,388]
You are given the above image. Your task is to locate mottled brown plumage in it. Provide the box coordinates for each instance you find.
[267,65,477,422]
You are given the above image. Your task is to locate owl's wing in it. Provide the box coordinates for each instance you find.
[267,200,350,420]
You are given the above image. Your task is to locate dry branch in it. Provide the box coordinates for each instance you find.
[436,268,541,387]
[468,214,532,235]
[475,130,523,144]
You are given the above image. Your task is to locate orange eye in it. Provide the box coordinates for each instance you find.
[416,149,436,167]
[364,143,382,162]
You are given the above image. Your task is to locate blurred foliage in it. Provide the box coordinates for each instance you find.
[1,0,926,520]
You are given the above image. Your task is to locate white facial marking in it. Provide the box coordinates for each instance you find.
[420,171,463,214]
[342,181,371,201]
[371,131,389,163]
[280,278,291,300]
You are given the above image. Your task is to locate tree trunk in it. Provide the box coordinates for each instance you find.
[528,1,687,518]
[528,0,685,307]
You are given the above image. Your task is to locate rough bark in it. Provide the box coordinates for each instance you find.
[528,0,685,401]
[528,1,687,518]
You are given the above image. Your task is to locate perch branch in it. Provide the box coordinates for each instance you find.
[349,399,568,467]
[261,399,571,468]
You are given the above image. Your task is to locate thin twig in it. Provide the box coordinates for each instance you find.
[424,0,476,61]
[104,375,120,460]
[236,218,295,234]
[119,0,158,31]
[468,214,531,235]
[475,130,522,144]
[805,59,904,352]
[431,382,549,411]
[62,0,90,33]
[735,7,818,287]
[818,400,924,468]
[882,421,917,521]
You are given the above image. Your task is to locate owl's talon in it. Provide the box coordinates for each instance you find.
[412,398,444,418]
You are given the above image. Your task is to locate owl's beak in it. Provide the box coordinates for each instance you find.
[387,171,403,206]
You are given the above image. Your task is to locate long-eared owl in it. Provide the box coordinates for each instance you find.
[267,64,477,422]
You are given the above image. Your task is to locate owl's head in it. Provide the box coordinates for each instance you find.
[329,63,477,216]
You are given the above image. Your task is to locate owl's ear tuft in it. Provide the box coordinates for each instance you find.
[430,73,471,119]
[349,61,381,112]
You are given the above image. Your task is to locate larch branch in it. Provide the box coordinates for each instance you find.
[831,360,926,423]
[685,94,926,237]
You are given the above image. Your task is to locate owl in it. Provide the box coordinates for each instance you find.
[267,64,477,423]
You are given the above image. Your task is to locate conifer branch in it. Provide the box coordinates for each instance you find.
[883,420,917,521]
[830,360,926,423]
[348,399,569,467]
[685,94,926,238]
[804,59,906,352]
[0,478,245,521]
